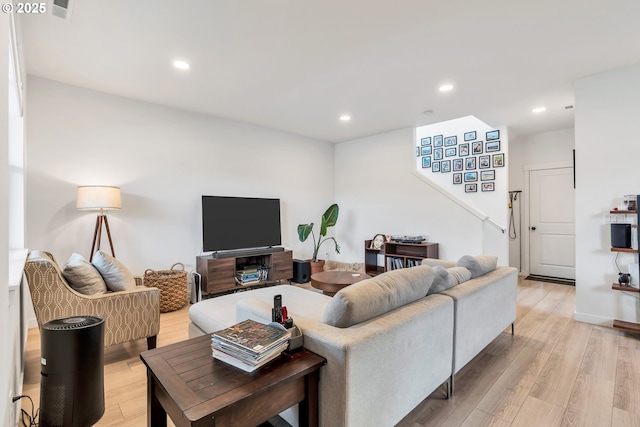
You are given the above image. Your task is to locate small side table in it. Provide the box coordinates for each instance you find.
[140,335,326,427]
[310,270,371,296]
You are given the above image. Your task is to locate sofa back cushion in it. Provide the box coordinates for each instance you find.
[321,265,434,328]
[427,266,472,294]
[456,255,498,278]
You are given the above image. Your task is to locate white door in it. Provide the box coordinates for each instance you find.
[529,167,575,279]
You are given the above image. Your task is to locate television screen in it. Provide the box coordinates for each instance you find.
[202,196,282,252]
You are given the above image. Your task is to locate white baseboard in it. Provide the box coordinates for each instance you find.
[573,311,613,327]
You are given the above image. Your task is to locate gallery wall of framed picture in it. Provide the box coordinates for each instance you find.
[416,126,506,194]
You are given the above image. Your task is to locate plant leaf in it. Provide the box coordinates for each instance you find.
[297,223,313,242]
[322,204,339,228]
[320,215,328,237]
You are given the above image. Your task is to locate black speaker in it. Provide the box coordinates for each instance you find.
[611,223,631,248]
[292,259,311,283]
[40,316,105,427]
[191,272,202,304]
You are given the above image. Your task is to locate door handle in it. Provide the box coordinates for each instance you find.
[531,226,536,231]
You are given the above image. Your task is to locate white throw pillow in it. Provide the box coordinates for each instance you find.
[62,253,108,295]
[92,251,136,292]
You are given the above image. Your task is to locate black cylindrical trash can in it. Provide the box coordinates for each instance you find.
[40,316,105,427]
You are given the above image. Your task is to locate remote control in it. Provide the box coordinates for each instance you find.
[272,294,282,323]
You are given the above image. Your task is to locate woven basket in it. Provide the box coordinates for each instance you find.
[144,263,188,313]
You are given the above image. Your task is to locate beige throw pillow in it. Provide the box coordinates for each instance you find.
[92,251,136,292]
[62,253,108,295]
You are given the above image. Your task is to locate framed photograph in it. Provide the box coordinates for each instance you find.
[493,153,505,168]
[444,136,458,146]
[445,147,457,157]
[441,160,451,173]
[421,137,432,146]
[464,171,478,182]
[432,161,440,172]
[433,148,443,160]
[465,157,476,170]
[486,140,500,152]
[479,155,490,169]
[486,130,500,141]
[422,156,431,168]
[421,145,432,156]
[458,143,469,156]
[481,170,495,181]
[433,135,443,147]
[472,141,483,154]
[464,131,477,141]
[482,182,495,192]
[453,158,463,171]
[370,233,387,250]
[465,183,477,193]
[453,173,462,184]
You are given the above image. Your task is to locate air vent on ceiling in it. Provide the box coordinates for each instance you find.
[50,0,74,21]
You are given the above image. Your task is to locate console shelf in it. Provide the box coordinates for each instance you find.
[609,197,640,335]
[196,249,293,296]
[384,241,439,271]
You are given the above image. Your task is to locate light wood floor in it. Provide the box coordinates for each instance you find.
[21,277,640,427]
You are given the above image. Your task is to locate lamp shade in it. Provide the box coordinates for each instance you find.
[76,186,122,211]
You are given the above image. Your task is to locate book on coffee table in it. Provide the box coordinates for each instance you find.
[211,319,291,372]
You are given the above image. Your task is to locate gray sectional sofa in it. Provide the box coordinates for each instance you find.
[188,255,518,427]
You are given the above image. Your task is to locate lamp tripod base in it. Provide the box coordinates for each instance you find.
[89,214,115,262]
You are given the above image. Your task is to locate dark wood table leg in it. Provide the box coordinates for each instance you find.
[299,370,320,427]
[147,370,167,427]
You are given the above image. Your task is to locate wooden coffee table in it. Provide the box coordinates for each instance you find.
[310,270,371,296]
[140,334,326,427]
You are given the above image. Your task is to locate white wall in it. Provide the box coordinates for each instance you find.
[575,62,640,326]
[0,10,10,426]
[334,126,507,266]
[26,77,336,276]
[508,128,575,271]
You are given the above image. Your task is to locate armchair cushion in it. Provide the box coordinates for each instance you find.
[62,253,107,295]
[92,251,136,292]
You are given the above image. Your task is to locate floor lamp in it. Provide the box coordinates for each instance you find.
[77,186,122,262]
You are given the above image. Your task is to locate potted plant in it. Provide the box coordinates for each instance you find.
[297,203,341,274]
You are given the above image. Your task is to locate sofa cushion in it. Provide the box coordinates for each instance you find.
[456,255,498,279]
[427,266,472,294]
[421,258,456,269]
[92,251,136,292]
[321,265,434,328]
[62,253,108,295]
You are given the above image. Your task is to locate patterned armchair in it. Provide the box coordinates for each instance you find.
[24,251,160,349]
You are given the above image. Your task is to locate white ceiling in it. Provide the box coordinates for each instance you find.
[17,0,640,143]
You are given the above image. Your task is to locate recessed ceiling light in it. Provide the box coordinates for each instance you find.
[439,84,454,92]
[339,115,351,122]
[173,60,191,70]
[532,107,546,113]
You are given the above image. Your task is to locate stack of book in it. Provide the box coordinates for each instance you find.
[235,265,261,285]
[211,319,291,372]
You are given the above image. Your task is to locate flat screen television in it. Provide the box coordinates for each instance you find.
[202,196,282,252]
